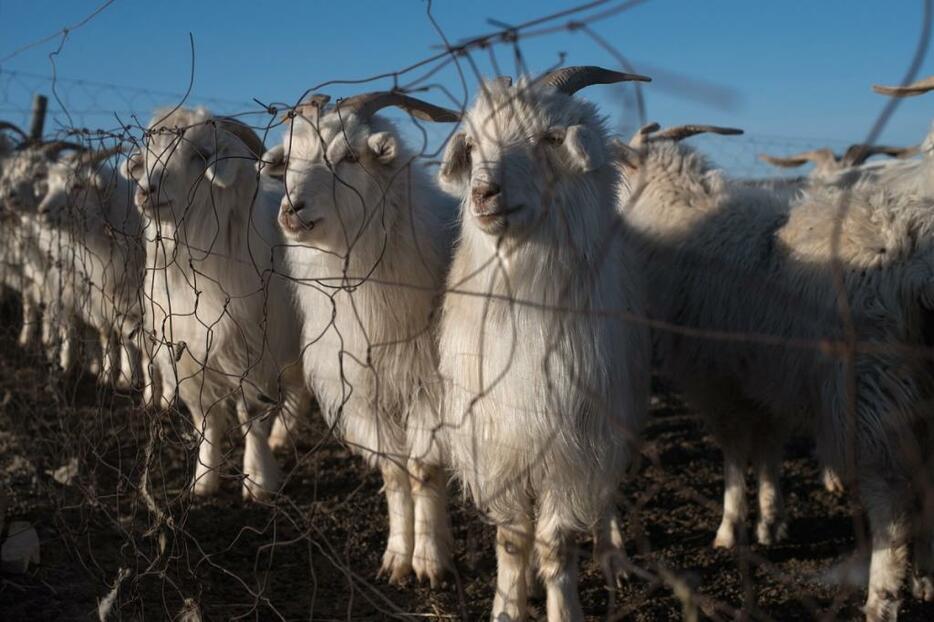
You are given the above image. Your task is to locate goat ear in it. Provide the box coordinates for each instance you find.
[204,128,258,188]
[205,137,251,188]
[561,124,605,173]
[119,151,143,181]
[258,145,287,180]
[206,158,239,188]
[366,132,397,164]
[438,132,470,195]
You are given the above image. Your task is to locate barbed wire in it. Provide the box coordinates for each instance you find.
[0,0,933,621]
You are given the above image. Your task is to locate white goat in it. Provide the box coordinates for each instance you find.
[615,124,934,621]
[121,107,310,500]
[35,147,146,388]
[437,67,651,620]
[0,138,84,353]
[266,91,460,586]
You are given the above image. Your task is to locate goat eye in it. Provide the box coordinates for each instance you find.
[543,130,565,146]
[343,152,358,164]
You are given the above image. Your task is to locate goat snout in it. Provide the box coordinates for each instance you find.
[471,182,501,209]
[135,184,167,209]
[278,197,313,234]
[280,197,304,215]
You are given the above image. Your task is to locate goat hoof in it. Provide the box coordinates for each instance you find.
[912,574,934,601]
[822,468,845,494]
[379,549,413,586]
[191,474,220,497]
[268,431,290,452]
[241,465,282,502]
[713,523,737,549]
[756,519,788,546]
[412,542,452,589]
[598,548,631,590]
[864,592,901,622]
[242,480,277,502]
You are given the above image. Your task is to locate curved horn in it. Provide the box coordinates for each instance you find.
[758,154,810,169]
[842,143,919,166]
[629,121,661,146]
[216,116,265,159]
[282,94,331,123]
[80,144,126,166]
[540,65,651,96]
[0,121,28,141]
[650,124,743,142]
[337,91,460,123]
[40,140,88,158]
[872,76,934,97]
[759,148,838,171]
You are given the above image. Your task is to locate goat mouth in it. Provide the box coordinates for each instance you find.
[140,200,172,212]
[279,212,320,235]
[475,204,524,227]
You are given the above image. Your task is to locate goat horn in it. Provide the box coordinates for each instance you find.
[629,122,661,146]
[872,76,934,97]
[650,124,743,142]
[0,121,28,141]
[842,143,919,166]
[758,148,837,169]
[80,144,126,166]
[216,116,265,159]
[283,94,331,123]
[40,140,88,158]
[540,65,651,96]
[337,91,460,123]
[758,154,811,168]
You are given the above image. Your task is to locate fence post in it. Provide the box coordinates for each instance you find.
[29,94,48,140]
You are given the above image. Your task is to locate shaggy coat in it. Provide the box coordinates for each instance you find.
[438,77,650,619]
[124,107,308,500]
[273,103,457,585]
[0,147,56,350]
[35,157,145,386]
[618,137,934,620]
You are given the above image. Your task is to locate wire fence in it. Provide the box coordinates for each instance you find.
[0,1,933,621]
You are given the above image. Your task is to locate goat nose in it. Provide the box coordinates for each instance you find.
[281,198,304,215]
[471,182,501,203]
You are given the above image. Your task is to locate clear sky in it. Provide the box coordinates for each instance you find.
[0,0,931,176]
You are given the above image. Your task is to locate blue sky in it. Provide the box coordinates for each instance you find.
[0,1,931,176]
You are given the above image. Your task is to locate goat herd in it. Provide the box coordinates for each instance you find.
[0,68,933,620]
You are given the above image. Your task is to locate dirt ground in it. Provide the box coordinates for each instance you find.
[1,292,933,621]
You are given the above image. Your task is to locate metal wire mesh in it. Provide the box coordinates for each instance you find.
[1,1,933,620]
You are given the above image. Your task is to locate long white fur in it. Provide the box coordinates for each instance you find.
[124,107,310,500]
[34,156,146,387]
[437,77,650,620]
[617,135,934,620]
[0,146,57,352]
[273,101,457,586]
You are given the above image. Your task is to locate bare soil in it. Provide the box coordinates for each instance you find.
[1,294,933,621]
